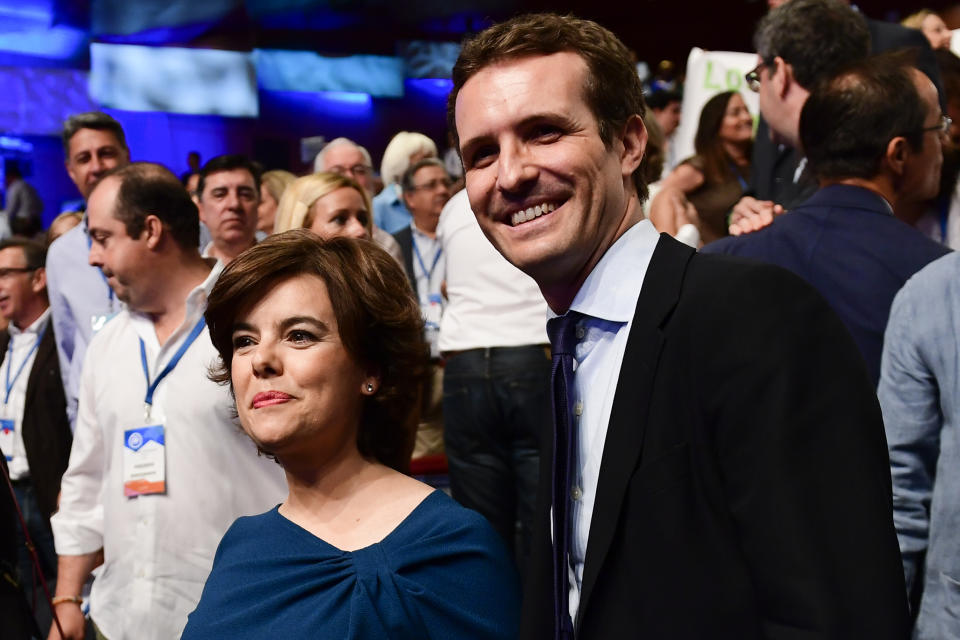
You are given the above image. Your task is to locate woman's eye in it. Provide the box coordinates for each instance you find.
[288,330,316,344]
[232,335,255,350]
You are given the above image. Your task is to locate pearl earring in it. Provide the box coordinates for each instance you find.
[366,383,374,393]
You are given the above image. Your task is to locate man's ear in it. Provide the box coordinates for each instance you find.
[772,56,793,99]
[621,114,648,178]
[885,135,910,179]
[31,267,46,295]
[143,214,165,249]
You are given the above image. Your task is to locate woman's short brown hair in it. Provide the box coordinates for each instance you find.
[204,229,427,471]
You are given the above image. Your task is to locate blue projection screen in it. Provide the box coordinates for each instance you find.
[90,43,258,117]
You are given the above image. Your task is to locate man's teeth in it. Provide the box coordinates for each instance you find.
[511,202,556,226]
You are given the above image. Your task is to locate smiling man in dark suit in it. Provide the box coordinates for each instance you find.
[450,12,910,639]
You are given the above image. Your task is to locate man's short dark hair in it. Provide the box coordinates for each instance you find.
[800,55,928,181]
[107,162,200,250]
[449,12,649,202]
[196,154,261,200]
[754,0,871,90]
[647,90,681,111]
[61,112,128,157]
[401,158,447,193]
[0,238,46,270]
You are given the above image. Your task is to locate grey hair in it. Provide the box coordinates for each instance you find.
[61,112,128,158]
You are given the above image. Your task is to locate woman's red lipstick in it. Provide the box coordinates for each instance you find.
[252,391,293,408]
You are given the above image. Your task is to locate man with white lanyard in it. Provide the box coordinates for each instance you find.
[393,158,452,458]
[0,238,71,635]
[48,163,285,640]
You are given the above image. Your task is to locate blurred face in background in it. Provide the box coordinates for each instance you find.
[322,144,374,195]
[653,101,682,137]
[718,93,753,144]
[922,13,953,51]
[66,128,129,199]
[308,186,370,240]
[403,165,452,234]
[258,184,280,234]
[198,169,259,247]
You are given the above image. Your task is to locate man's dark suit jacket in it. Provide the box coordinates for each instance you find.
[520,233,910,639]
[0,325,72,520]
[704,184,950,386]
[391,225,417,293]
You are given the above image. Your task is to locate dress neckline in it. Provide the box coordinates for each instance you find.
[270,489,441,554]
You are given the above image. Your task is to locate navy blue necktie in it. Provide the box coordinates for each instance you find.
[546,311,582,640]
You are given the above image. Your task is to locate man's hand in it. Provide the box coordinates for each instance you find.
[728,197,785,236]
[48,600,86,640]
[47,551,103,640]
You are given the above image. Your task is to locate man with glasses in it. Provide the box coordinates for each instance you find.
[705,57,950,386]
[393,158,452,459]
[314,137,404,264]
[0,238,71,636]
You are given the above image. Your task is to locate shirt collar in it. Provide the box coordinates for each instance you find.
[548,219,660,323]
[9,307,51,338]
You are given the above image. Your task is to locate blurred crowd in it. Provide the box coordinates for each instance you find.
[4,1,960,639]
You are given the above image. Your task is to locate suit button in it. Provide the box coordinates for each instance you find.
[571,486,583,501]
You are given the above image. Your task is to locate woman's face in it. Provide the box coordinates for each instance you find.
[231,274,373,461]
[922,14,953,51]
[257,185,278,234]
[308,187,369,240]
[718,93,753,145]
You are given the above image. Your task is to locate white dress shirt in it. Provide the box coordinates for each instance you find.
[2,308,51,479]
[547,220,660,620]
[436,190,548,351]
[50,261,287,640]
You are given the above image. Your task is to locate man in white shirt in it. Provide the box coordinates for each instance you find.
[451,12,909,638]
[436,188,550,568]
[0,238,71,634]
[196,154,260,265]
[48,162,286,640]
[46,112,130,429]
[392,158,451,458]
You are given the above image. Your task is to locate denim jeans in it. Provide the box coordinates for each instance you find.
[12,480,57,635]
[443,345,551,572]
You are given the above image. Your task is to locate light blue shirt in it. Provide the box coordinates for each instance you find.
[46,221,119,429]
[547,219,660,620]
[372,184,412,235]
[878,250,960,639]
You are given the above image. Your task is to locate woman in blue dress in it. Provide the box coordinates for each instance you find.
[182,230,519,639]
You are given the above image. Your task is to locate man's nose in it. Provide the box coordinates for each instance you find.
[496,142,538,193]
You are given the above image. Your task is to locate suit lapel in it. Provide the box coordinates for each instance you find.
[576,234,694,624]
[23,324,54,410]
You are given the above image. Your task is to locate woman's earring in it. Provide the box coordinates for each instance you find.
[366,383,375,393]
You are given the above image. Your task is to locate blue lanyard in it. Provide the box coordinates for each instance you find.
[86,229,116,306]
[939,197,950,244]
[411,235,442,283]
[5,326,46,405]
[728,161,749,191]
[139,317,206,419]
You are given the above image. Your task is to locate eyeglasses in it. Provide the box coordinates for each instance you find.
[745,60,772,93]
[0,267,37,279]
[328,164,371,178]
[410,178,453,191]
[922,114,953,136]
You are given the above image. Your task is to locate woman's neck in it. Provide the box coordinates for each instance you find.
[722,140,749,166]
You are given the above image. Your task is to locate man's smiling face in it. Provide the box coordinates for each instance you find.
[455,51,643,306]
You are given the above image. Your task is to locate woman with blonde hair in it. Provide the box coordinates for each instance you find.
[903,9,953,50]
[257,169,296,235]
[273,172,371,240]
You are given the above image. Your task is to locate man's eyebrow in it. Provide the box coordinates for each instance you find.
[460,112,576,154]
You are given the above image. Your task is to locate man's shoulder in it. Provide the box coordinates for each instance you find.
[47,223,86,267]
